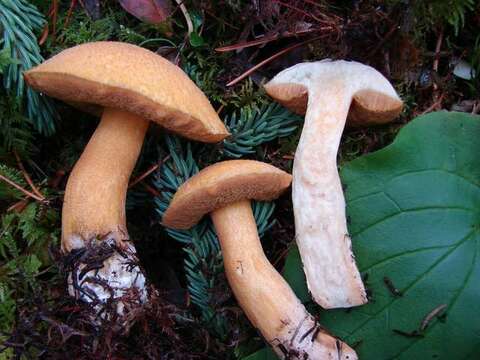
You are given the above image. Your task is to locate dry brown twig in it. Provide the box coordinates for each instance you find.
[129,155,171,188]
[226,36,324,87]
[0,174,45,202]
[14,150,45,200]
[215,28,319,52]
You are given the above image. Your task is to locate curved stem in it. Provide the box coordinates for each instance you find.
[62,107,149,251]
[293,88,367,308]
[211,200,357,360]
[61,107,149,313]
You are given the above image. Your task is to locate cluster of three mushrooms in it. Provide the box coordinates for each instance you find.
[26,41,358,358]
[27,41,402,359]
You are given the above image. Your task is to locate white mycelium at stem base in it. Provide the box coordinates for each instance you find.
[266,60,403,309]
[62,108,148,310]
[163,160,358,360]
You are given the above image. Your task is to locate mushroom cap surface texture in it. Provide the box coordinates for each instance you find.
[162,160,292,229]
[264,59,403,126]
[24,41,229,142]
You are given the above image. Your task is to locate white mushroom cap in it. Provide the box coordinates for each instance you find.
[265,59,403,126]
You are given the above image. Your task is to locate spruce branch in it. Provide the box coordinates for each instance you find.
[0,163,27,200]
[222,103,302,158]
[0,0,58,135]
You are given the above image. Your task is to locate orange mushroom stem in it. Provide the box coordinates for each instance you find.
[163,160,357,360]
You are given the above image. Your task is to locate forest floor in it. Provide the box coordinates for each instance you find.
[0,0,479,359]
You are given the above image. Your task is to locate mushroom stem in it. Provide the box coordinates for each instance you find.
[62,107,149,311]
[211,200,357,360]
[63,107,149,250]
[293,88,366,309]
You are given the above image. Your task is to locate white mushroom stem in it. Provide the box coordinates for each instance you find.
[63,107,149,312]
[266,61,402,309]
[211,200,357,360]
[293,86,367,309]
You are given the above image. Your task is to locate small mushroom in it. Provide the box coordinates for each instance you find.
[265,60,403,309]
[163,160,357,360]
[24,42,229,313]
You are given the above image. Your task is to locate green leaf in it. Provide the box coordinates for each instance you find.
[189,32,204,47]
[242,347,276,360]
[282,111,480,359]
[282,246,309,303]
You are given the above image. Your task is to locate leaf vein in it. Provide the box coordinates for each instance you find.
[352,206,474,237]
[359,244,456,273]
[388,234,478,359]
[345,229,477,340]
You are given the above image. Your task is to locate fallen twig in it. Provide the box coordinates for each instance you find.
[215,29,319,52]
[0,174,45,202]
[227,36,324,87]
[14,151,45,200]
[129,155,171,188]
[420,304,447,332]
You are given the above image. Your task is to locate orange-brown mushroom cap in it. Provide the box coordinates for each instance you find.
[24,41,229,142]
[264,60,403,126]
[162,160,292,229]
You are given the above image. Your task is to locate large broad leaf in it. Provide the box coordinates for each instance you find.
[247,111,480,359]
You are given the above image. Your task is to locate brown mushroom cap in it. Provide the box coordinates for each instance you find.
[24,41,229,142]
[264,60,403,126]
[163,160,292,229]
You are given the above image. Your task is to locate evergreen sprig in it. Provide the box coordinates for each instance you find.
[154,135,276,337]
[0,95,34,155]
[0,0,58,135]
[222,103,302,158]
[0,202,59,336]
[0,163,27,200]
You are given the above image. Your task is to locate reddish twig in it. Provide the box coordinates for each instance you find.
[432,28,444,73]
[38,25,49,46]
[142,183,161,197]
[14,151,45,200]
[226,36,323,87]
[50,0,59,42]
[129,156,171,188]
[0,174,45,202]
[272,0,323,23]
[421,93,445,114]
[432,28,444,92]
[64,0,78,29]
[129,164,159,188]
[215,28,319,52]
[7,199,29,213]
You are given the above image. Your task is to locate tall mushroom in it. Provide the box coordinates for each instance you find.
[265,60,403,309]
[24,41,229,313]
[163,160,357,360]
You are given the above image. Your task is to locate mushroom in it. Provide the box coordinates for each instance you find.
[163,160,357,360]
[265,60,403,309]
[24,41,229,313]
